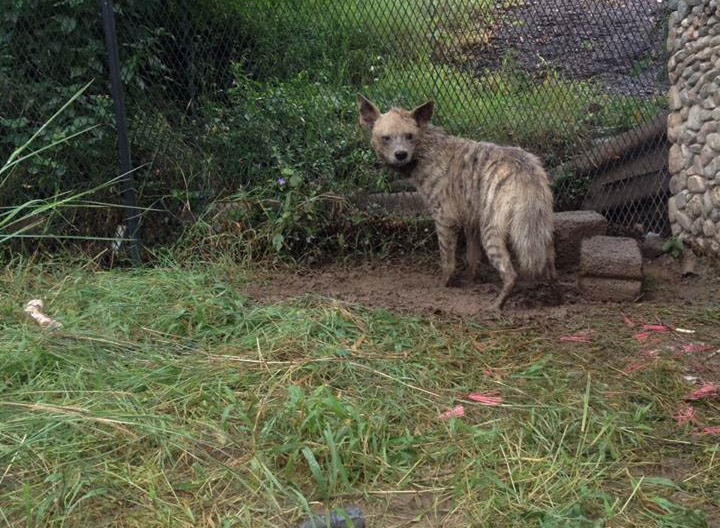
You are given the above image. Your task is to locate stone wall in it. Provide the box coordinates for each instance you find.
[667,0,720,256]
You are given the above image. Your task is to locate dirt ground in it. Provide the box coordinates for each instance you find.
[473,0,670,97]
[243,254,720,321]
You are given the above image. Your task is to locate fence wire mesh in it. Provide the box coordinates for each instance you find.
[1,0,672,250]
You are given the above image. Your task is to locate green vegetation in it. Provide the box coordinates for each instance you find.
[663,236,685,259]
[0,4,701,526]
[1,0,665,257]
[1,260,717,526]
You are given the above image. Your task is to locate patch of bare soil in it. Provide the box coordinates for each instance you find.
[245,258,570,320]
[244,254,720,320]
[474,0,671,98]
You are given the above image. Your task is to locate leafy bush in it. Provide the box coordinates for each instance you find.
[1,0,172,206]
[205,71,378,191]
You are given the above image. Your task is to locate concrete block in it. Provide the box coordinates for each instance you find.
[553,211,608,269]
[352,192,426,216]
[579,277,643,302]
[580,236,643,280]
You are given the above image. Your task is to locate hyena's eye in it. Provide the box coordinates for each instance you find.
[381,135,391,143]
[405,133,414,140]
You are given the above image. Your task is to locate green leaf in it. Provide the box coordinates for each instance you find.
[301,446,327,492]
[642,477,682,491]
[651,496,675,512]
[59,16,77,34]
[289,174,303,188]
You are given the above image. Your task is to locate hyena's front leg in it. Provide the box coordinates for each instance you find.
[435,220,460,287]
[482,225,517,310]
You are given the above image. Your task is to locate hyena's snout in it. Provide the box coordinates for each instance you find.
[379,145,413,167]
[393,150,408,162]
[386,141,414,166]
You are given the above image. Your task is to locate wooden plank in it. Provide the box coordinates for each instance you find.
[583,143,670,210]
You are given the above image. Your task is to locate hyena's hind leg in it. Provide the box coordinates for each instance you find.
[544,245,563,305]
[435,220,461,287]
[481,225,517,311]
[465,226,486,282]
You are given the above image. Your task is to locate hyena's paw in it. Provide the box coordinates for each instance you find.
[549,285,564,306]
[443,272,463,288]
[487,299,505,312]
[468,270,486,284]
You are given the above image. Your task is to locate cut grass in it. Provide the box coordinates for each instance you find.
[1,259,718,527]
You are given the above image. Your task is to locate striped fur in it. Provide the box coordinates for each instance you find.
[359,95,560,310]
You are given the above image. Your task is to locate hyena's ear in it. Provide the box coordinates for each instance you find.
[411,100,434,127]
[358,94,381,128]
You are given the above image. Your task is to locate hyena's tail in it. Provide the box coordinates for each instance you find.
[510,181,555,278]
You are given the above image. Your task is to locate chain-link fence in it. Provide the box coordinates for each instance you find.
[1,0,672,254]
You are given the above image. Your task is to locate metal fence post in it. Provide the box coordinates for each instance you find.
[99,0,142,265]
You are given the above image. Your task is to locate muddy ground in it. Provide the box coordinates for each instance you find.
[244,254,720,321]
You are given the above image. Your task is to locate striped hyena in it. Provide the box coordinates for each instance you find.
[358,95,560,311]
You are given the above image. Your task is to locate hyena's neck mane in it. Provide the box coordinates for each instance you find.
[391,159,419,176]
[406,125,453,181]
[417,124,453,155]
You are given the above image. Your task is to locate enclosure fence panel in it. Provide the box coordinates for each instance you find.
[1,0,672,248]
